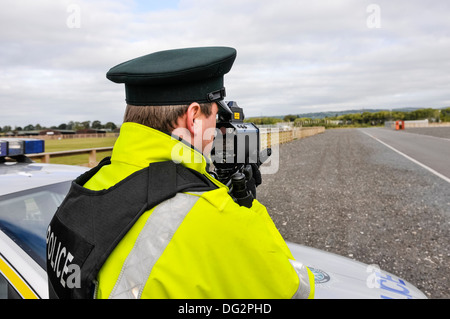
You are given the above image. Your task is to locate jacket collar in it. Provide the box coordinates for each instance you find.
[111,122,216,181]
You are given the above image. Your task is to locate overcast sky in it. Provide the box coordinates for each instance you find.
[1,0,449,128]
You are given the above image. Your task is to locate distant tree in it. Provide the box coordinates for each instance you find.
[392,111,405,120]
[81,121,91,129]
[92,120,102,129]
[441,107,450,122]
[105,122,117,130]
[361,112,373,124]
[283,114,297,122]
[24,124,35,131]
[58,123,68,130]
[376,111,391,124]
[351,113,363,124]
[66,121,74,130]
[73,122,85,131]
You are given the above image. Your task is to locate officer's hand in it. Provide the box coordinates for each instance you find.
[244,164,262,199]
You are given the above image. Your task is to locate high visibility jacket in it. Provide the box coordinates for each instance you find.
[84,122,315,299]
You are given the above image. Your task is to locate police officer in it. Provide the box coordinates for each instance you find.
[47,47,315,299]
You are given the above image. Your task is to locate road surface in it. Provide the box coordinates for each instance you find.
[257,127,450,298]
[361,127,450,182]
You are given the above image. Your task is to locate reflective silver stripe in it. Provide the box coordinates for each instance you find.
[289,259,312,299]
[109,193,201,299]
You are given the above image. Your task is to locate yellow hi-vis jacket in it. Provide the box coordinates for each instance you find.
[84,122,315,299]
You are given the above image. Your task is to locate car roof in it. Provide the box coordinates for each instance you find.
[0,162,88,195]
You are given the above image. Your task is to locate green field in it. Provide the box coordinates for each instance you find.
[37,137,117,166]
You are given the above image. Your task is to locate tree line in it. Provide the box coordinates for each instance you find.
[3,107,450,133]
[0,120,118,134]
[329,107,450,125]
[246,107,450,127]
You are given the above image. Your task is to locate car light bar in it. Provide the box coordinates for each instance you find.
[0,140,7,157]
[0,138,45,158]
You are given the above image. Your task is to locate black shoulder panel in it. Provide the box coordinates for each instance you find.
[47,159,216,299]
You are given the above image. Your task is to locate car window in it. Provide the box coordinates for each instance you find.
[0,181,71,269]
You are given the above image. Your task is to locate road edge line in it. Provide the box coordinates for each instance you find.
[361,130,450,184]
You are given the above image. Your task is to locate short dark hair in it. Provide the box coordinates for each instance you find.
[123,103,213,133]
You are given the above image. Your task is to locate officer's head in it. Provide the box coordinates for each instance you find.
[123,102,218,155]
[107,46,237,155]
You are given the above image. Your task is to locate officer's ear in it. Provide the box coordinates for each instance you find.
[186,102,201,135]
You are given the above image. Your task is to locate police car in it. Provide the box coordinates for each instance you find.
[0,139,427,299]
[0,138,88,299]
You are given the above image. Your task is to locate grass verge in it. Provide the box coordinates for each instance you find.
[34,137,117,166]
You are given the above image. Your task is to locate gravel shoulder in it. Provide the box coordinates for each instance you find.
[257,128,450,298]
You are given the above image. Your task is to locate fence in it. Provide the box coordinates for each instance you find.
[260,126,325,148]
[385,120,450,129]
[26,126,325,167]
[28,147,113,167]
[15,133,119,140]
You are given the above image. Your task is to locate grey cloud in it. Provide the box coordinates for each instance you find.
[1,0,449,127]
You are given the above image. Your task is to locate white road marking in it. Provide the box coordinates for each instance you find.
[361,130,450,184]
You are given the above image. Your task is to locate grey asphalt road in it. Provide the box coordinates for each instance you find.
[405,126,450,139]
[361,127,450,181]
[257,127,450,299]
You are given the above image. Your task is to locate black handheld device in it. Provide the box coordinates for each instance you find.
[211,101,271,207]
